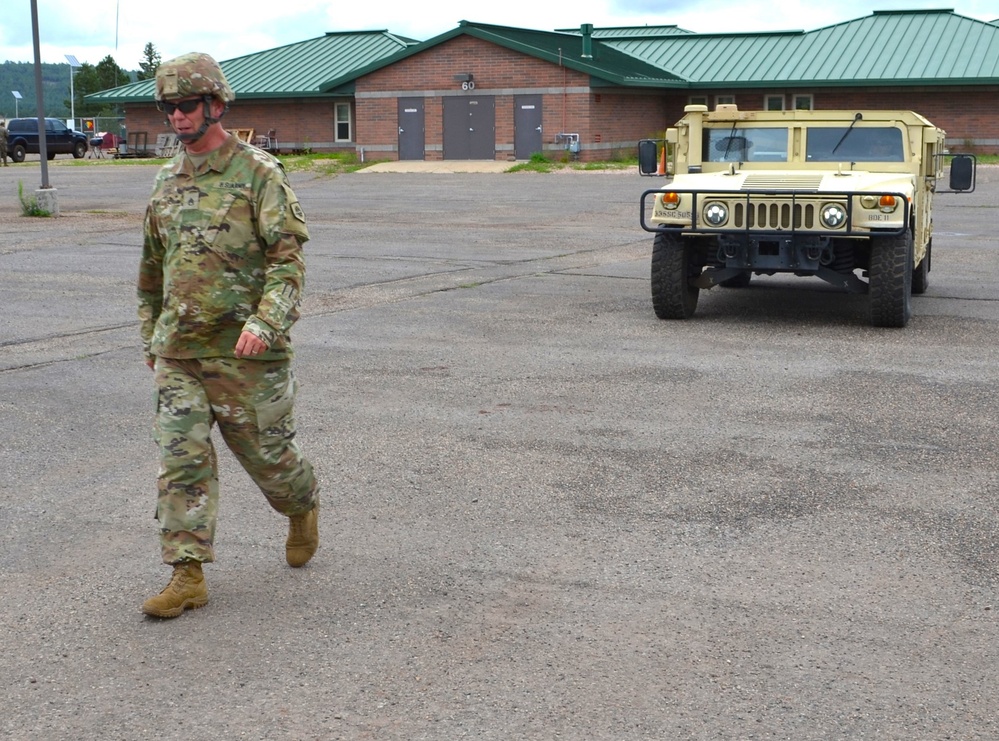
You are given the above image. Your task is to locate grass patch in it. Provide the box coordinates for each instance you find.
[18,181,51,217]
[56,150,385,175]
[507,152,560,173]
[507,151,637,173]
[278,151,375,175]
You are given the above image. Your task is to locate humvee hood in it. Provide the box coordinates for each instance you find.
[670,170,914,196]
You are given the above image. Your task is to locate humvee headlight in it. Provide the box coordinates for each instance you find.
[703,202,729,226]
[660,191,681,210]
[820,203,847,229]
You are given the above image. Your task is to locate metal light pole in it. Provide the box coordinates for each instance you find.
[65,54,80,127]
[12,90,22,117]
[31,0,57,212]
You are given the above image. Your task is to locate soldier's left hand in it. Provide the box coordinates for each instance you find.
[235,331,268,358]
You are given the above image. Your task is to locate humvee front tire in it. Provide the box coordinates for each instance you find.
[869,230,913,328]
[651,230,699,319]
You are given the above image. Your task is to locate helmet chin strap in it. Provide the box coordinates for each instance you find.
[173,96,228,144]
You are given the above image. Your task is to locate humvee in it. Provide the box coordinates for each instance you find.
[638,104,976,327]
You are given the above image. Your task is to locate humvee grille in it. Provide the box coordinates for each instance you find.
[733,201,818,230]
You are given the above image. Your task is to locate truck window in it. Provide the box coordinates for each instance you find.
[703,127,789,163]
[806,127,905,162]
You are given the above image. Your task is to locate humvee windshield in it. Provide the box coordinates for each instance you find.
[701,124,906,164]
[703,127,789,162]
[805,127,905,162]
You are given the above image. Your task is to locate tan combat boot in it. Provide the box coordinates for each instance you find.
[142,562,209,618]
[286,502,319,567]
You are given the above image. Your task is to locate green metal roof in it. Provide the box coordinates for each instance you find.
[607,9,999,87]
[555,25,694,38]
[90,10,999,104]
[88,30,418,103]
[319,20,687,92]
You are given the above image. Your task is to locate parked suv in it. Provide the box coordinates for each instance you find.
[6,117,89,162]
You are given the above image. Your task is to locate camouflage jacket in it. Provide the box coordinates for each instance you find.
[138,133,309,361]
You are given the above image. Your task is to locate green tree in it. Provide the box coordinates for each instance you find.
[137,43,161,81]
[95,55,129,90]
[72,56,129,117]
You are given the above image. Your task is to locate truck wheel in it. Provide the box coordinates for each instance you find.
[73,141,87,159]
[651,231,699,319]
[11,143,26,163]
[912,239,930,295]
[46,150,56,160]
[869,230,913,328]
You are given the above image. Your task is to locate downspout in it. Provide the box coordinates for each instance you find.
[560,48,566,137]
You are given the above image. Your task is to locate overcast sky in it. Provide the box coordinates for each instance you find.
[2,0,996,71]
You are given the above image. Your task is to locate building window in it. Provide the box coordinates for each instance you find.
[716,95,735,107]
[688,95,708,107]
[765,94,785,111]
[793,94,813,111]
[335,102,352,142]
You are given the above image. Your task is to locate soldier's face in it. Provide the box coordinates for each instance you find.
[165,96,208,136]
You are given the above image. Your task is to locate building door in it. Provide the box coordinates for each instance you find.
[443,96,495,160]
[514,95,543,160]
[398,98,425,160]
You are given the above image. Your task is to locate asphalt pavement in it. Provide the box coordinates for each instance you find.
[1,159,998,740]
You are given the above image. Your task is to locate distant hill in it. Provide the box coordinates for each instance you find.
[0,61,74,118]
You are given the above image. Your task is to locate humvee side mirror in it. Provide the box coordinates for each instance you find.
[948,155,975,192]
[638,139,660,176]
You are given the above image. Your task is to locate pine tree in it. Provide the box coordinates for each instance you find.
[138,43,161,81]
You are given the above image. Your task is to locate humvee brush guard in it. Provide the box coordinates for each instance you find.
[639,105,976,327]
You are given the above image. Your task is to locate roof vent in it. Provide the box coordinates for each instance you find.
[580,23,593,59]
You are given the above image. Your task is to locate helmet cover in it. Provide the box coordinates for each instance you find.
[155,52,235,103]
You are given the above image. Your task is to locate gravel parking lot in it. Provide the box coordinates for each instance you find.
[1,160,997,740]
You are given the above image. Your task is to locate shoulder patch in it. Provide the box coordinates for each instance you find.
[290,201,307,223]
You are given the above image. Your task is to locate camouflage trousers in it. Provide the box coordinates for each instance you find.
[152,356,317,564]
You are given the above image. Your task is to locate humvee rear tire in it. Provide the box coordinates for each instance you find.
[651,231,699,319]
[869,230,913,328]
[912,239,930,295]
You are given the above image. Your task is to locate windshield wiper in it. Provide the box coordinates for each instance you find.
[722,121,738,159]
[832,112,863,154]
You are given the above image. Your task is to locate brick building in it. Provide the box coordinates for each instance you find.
[90,10,999,161]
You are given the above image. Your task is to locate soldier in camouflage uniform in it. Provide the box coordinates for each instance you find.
[0,119,8,166]
[138,52,319,619]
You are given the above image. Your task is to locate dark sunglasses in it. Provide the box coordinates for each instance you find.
[156,98,205,115]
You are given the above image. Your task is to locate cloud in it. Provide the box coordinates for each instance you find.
[2,0,996,70]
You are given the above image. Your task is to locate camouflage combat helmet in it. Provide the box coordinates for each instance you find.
[155,52,235,103]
